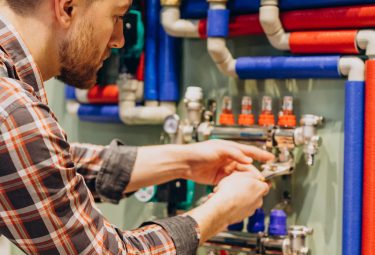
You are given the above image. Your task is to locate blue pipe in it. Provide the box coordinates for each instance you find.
[235,56,341,79]
[181,0,374,19]
[145,0,160,101]
[343,81,365,255]
[78,105,122,123]
[158,27,180,102]
[65,85,76,100]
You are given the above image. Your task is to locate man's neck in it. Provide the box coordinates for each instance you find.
[0,5,59,81]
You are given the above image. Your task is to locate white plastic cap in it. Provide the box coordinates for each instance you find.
[185,86,203,101]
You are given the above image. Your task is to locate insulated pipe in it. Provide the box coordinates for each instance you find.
[65,86,76,100]
[180,0,259,19]
[87,84,119,104]
[160,7,200,38]
[235,56,341,79]
[362,60,375,255]
[158,27,180,102]
[181,0,374,19]
[77,105,122,123]
[198,14,262,38]
[206,3,237,78]
[339,57,365,255]
[290,31,360,54]
[145,0,159,101]
[282,5,375,31]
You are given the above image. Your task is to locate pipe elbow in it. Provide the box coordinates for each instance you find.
[161,7,200,38]
[207,38,237,77]
[268,30,290,51]
[260,6,290,51]
[357,30,375,56]
[119,102,176,125]
[75,89,89,104]
[66,101,80,115]
[339,57,365,81]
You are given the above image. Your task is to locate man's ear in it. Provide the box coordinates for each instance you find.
[54,0,77,29]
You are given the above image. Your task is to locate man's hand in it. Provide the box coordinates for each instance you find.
[187,170,269,242]
[182,140,274,185]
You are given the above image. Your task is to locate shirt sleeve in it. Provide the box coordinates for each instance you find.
[70,140,137,204]
[0,103,200,255]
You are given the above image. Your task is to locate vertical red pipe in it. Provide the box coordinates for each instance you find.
[363,60,375,254]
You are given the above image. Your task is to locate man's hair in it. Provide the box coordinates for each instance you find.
[4,0,97,15]
[4,0,41,15]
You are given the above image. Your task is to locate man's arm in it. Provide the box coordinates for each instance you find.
[0,104,199,255]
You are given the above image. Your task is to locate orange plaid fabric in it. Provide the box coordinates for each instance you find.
[0,15,199,255]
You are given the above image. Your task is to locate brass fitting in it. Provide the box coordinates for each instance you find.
[160,0,181,7]
[207,0,228,3]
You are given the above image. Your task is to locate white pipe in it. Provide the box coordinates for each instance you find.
[75,89,89,104]
[339,57,365,81]
[66,100,80,115]
[161,7,200,38]
[118,79,176,125]
[119,101,176,125]
[207,38,238,77]
[206,2,238,78]
[259,0,290,51]
[357,30,375,56]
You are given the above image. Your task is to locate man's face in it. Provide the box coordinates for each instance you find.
[57,0,129,89]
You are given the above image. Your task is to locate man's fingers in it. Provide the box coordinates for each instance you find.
[221,140,274,162]
[222,145,253,164]
[236,164,265,181]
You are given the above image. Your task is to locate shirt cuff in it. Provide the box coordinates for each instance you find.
[142,215,200,255]
[96,139,138,204]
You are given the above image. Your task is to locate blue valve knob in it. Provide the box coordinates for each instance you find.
[268,209,287,236]
[247,208,265,233]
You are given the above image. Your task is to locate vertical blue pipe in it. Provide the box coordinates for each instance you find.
[65,85,76,100]
[158,27,180,102]
[343,81,365,255]
[145,0,159,101]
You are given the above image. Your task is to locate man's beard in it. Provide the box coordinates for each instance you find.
[56,20,101,90]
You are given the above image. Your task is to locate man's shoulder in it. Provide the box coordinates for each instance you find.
[0,77,43,124]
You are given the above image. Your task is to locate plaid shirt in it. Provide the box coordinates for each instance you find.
[0,16,199,255]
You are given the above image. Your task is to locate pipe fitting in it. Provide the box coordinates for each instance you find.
[261,0,278,6]
[259,5,290,50]
[160,7,200,38]
[357,30,375,56]
[207,38,238,77]
[75,89,89,104]
[160,0,181,6]
[207,0,228,3]
[119,101,176,125]
[339,57,365,81]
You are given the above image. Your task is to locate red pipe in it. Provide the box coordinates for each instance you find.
[282,4,375,31]
[198,14,263,38]
[87,84,119,104]
[363,60,375,255]
[198,4,375,38]
[290,30,359,54]
[136,52,145,81]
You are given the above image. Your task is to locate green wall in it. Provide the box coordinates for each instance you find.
[12,34,345,254]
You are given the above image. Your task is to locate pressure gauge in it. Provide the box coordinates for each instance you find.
[163,114,180,135]
[134,186,157,203]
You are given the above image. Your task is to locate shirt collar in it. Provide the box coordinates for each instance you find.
[0,15,48,105]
